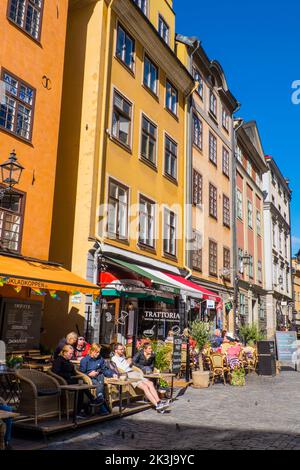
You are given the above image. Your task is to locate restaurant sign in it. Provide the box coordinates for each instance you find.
[143,310,180,322]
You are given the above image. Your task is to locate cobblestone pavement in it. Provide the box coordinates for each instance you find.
[45,370,300,450]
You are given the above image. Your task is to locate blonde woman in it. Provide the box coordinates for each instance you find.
[54,331,78,359]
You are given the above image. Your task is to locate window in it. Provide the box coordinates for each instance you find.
[209,240,218,276]
[116,24,135,70]
[239,294,246,317]
[164,135,177,180]
[193,114,202,149]
[0,70,35,141]
[272,221,276,247]
[139,196,155,248]
[246,159,252,176]
[158,15,169,44]
[238,248,244,274]
[163,209,176,256]
[209,132,217,165]
[278,228,282,253]
[112,90,132,147]
[249,255,253,278]
[259,300,264,320]
[192,230,202,272]
[141,115,157,164]
[143,55,158,95]
[222,107,230,131]
[272,261,277,286]
[256,211,261,236]
[192,67,203,99]
[166,81,178,115]
[257,260,262,283]
[192,170,202,205]
[209,183,217,219]
[286,270,290,293]
[237,190,243,220]
[223,195,230,227]
[256,172,261,187]
[223,247,231,271]
[236,146,243,164]
[0,191,24,253]
[107,179,128,240]
[8,0,43,40]
[284,234,288,257]
[133,0,147,15]
[222,147,230,177]
[247,200,253,228]
[209,91,217,117]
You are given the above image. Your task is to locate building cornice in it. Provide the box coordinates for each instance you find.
[263,201,291,231]
[237,127,268,173]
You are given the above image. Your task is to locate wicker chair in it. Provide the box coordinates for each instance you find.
[46,370,76,420]
[244,349,258,373]
[210,353,227,385]
[16,369,61,425]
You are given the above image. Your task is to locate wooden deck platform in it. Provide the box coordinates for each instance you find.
[14,402,151,435]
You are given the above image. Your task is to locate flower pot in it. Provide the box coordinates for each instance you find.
[192,370,210,388]
[158,389,167,399]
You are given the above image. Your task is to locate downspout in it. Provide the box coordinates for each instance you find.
[184,40,200,281]
[231,112,243,336]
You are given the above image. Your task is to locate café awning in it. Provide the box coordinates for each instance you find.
[0,255,100,294]
[163,273,222,303]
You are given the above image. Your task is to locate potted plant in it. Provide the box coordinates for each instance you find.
[189,320,211,388]
[238,323,266,345]
[6,354,23,370]
[230,367,246,386]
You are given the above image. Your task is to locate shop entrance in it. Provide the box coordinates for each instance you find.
[99,299,119,347]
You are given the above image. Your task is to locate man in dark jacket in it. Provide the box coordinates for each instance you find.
[79,343,118,404]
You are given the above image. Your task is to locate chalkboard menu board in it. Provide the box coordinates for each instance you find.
[275,331,297,362]
[0,299,42,352]
[172,336,182,374]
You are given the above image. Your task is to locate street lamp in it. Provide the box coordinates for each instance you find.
[0,150,24,197]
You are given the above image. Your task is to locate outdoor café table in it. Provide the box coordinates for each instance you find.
[26,355,52,362]
[105,378,138,416]
[59,384,97,426]
[0,371,20,406]
[0,410,20,420]
[144,373,176,400]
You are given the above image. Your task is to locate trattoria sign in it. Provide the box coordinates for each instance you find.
[143,310,180,322]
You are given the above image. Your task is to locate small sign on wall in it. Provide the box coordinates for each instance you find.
[71,293,82,304]
[207,300,215,309]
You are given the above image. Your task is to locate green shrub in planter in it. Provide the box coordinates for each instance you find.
[231,368,246,386]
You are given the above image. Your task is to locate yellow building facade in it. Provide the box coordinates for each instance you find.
[49,0,195,347]
[292,257,300,324]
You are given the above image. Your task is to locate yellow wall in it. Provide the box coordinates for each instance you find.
[0,0,68,261]
[149,0,176,50]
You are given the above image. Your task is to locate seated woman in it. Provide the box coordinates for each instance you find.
[52,344,94,418]
[226,343,242,370]
[132,342,155,374]
[111,343,170,413]
[80,343,118,413]
[74,336,91,361]
[53,331,78,359]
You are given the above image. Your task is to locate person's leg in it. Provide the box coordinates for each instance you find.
[0,404,13,444]
[137,382,159,407]
[91,375,105,402]
[146,380,160,403]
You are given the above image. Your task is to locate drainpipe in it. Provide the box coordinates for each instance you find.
[232,113,243,336]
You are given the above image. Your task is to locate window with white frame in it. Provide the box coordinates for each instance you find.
[247,200,253,228]
[112,90,132,147]
[193,114,202,149]
[116,24,135,70]
[237,190,243,220]
[256,210,261,235]
[209,240,218,276]
[239,293,246,316]
[166,81,178,115]
[249,255,254,278]
[141,115,157,164]
[257,260,262,283]
[272,220,276,247]
[192,230,202,272]
[143,55,158,95]
[133,0,148,15]
[158,15,169,45]
[192,66,204,99]
[164,135,177,180]
[223,195,230,227]
[286,270,290,293]
[222,107,230,131]
[8,0,43,40]
[246,159,252,176]
[163,209,176,256]
[272,261,278,286]
[284,234,288,257]
[236,145,243,163]
[238,248,244,273]
[139,195,155,248]
[209,91,217,117]
[209,132,217,165]
[107,179,128,240]
[0,191,24,253]
[222,147,230,177]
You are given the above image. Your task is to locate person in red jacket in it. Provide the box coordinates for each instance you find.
[74,336,91,361]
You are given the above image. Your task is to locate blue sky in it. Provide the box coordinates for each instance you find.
[175,0,300,256]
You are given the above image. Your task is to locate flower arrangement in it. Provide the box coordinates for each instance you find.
[6,354,23,370]
[230,367,246,386]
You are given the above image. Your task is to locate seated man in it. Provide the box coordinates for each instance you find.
[112,343,170,413]
[54,331,78,359]
[80,343,118,413]
[211,329,223,349]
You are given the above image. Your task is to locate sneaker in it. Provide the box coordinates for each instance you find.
[76,411,87,419]
[161,399,172,407]
[156,401,169,412]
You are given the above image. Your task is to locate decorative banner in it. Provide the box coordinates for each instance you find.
[13,286,22,293]
[92,294,100,305]
[117,310,129,325]
[0,277,9,287]
[31,288,47,296]
[49,290,61,300]
[71,290,81,296]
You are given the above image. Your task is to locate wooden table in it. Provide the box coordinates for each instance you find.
[105,378,138,415]
[27,355,52,361]
[144,373,176,400]
[0,410,20,420]
[59,384,97,425]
